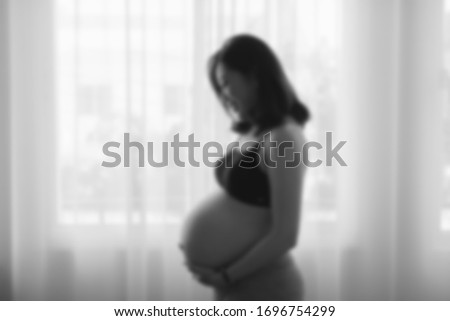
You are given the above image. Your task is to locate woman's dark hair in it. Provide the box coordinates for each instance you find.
[208,34,310,134]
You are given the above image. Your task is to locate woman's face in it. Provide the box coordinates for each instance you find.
[215,63,258,121]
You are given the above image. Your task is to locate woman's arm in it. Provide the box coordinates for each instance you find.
[224,125,307,283]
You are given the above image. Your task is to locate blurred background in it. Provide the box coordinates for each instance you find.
[0,0,449,300]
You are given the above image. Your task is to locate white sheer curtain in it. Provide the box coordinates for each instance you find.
[3,0,450,300]
[337,0,449,300]
[0,0,12,301]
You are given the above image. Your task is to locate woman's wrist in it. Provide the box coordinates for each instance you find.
[220,268,233,285]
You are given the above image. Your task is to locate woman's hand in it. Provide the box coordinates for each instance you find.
[186,263,228,288]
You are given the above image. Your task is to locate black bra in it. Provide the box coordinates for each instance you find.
[215,141,270,207]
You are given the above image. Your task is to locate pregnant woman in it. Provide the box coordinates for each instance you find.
[180,34,310,300]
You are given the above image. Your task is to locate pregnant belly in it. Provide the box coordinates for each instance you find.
[180,190,271,269]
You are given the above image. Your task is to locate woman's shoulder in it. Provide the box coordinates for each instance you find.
[255,117,306,172]
[260,117,306,149]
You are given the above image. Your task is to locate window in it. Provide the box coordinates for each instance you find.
[55,0,341,228]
